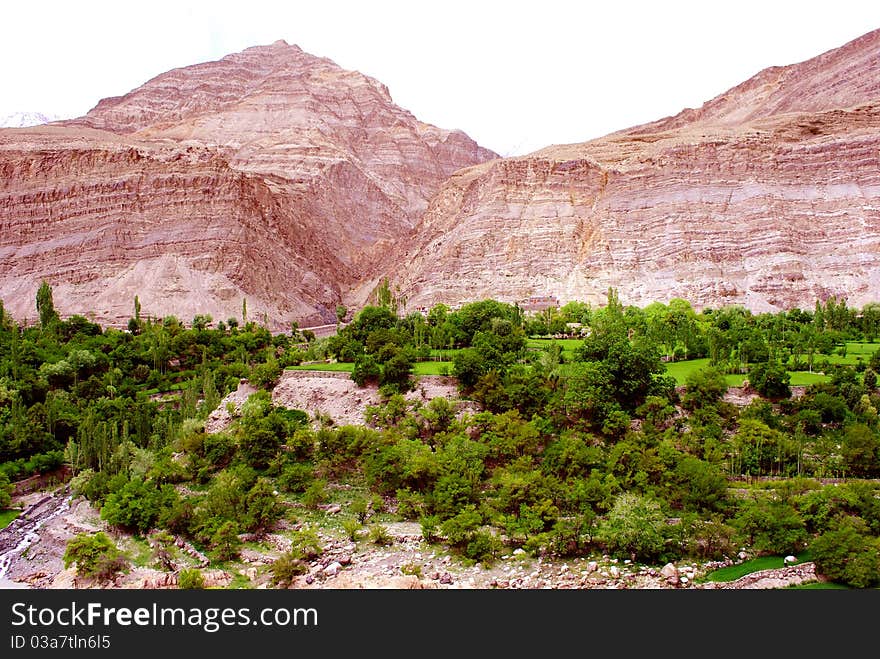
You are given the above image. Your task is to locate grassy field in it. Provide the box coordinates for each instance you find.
[699,552,811,583]
[287,361,453,376]
[662,357,833,387]
[788,371,830,386]
[814,341,878,367]
[413,361,453,376]
[663,358,711,385]
[786,581,851,590]
[0,509,20,530]
[287,362,355,372]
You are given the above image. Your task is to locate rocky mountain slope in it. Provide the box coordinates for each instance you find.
[0,41,495,328]
[393,28,880,313]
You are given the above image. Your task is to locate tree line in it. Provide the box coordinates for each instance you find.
[2,284,879,588]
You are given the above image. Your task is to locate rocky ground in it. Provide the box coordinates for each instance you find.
[0,487,822,591]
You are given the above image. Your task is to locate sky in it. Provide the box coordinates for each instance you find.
[2,0,879,156]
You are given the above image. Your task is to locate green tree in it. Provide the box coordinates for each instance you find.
[748,361,791,399]
[0,472,12,509]
[682,366,728,410]
[810,516,880,588]
[36,280,60,331]
[269,550,308,587]
[211,521,242,561]
[63,531,129,582]
[100,477,178,534]
[733,496,808,555]
[598,492,667,561]
[840,423,880,477]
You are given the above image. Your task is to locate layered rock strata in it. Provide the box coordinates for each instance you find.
[1,41,495,327]
[394,29,880,312]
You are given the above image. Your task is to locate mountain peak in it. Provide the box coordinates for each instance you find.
[0,111,61,128]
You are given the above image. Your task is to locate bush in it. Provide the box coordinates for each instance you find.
[350,496,369,523]
[749,361,791,399]
[598,493,667,561]
[249,360,282,390]
[368,524,393,546]
[100,477,178,534]
[395,489,425,520]
[210,521,242,561]
[0,472,11,509]
[178,569,205,589]
[465,531,502,563]
[63,532,129,583]
[342,518,362,542]
[420,515,440,543]
[682,367,728,410]
[269,551,308,588]
[302,479,328,509]
[278,462,314,493]
[289,527,323,560]
[810,516,880,588]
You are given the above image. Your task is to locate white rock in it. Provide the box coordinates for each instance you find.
[323,561,342,576]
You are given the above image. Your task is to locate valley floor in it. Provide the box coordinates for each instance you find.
[0,486,822,591]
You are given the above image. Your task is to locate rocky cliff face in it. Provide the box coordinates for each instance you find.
[394,28,880,313]
[1,41,495,328]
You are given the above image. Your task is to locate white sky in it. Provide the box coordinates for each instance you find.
[2,0,878,156]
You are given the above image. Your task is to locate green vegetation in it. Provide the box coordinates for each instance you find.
[177,568,205,589]
[286,362,355,372]
[63,531,129,582]
[786,581,851,589]
[3,285,880,588]
[700,552,811,583]
[0,508,20,529]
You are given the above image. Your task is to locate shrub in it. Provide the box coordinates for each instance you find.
[278,462,314,493]
[395,489,425,520]
[269,551,308,588]
[0,472,11,509]
[810,516,880,588]
[350,496,369,523]
[302,479,328,509]
[210,521,242,561]
[465,531,502,563]
[368,524,393,546]
[178,569,205,589]
[63,532,129,582]
[420,515,440,543]
[289,527,323,560]
[749,361,791,399]
[342,518,362,542]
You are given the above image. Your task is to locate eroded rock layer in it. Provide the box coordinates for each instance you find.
[394,29,880,312]
[1,41,495,327]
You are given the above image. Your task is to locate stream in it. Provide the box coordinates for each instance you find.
[0,489,72,586]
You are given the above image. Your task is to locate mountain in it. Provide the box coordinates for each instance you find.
[0,112,61,128]
[0,41,495,328]
[392,28,880,313]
